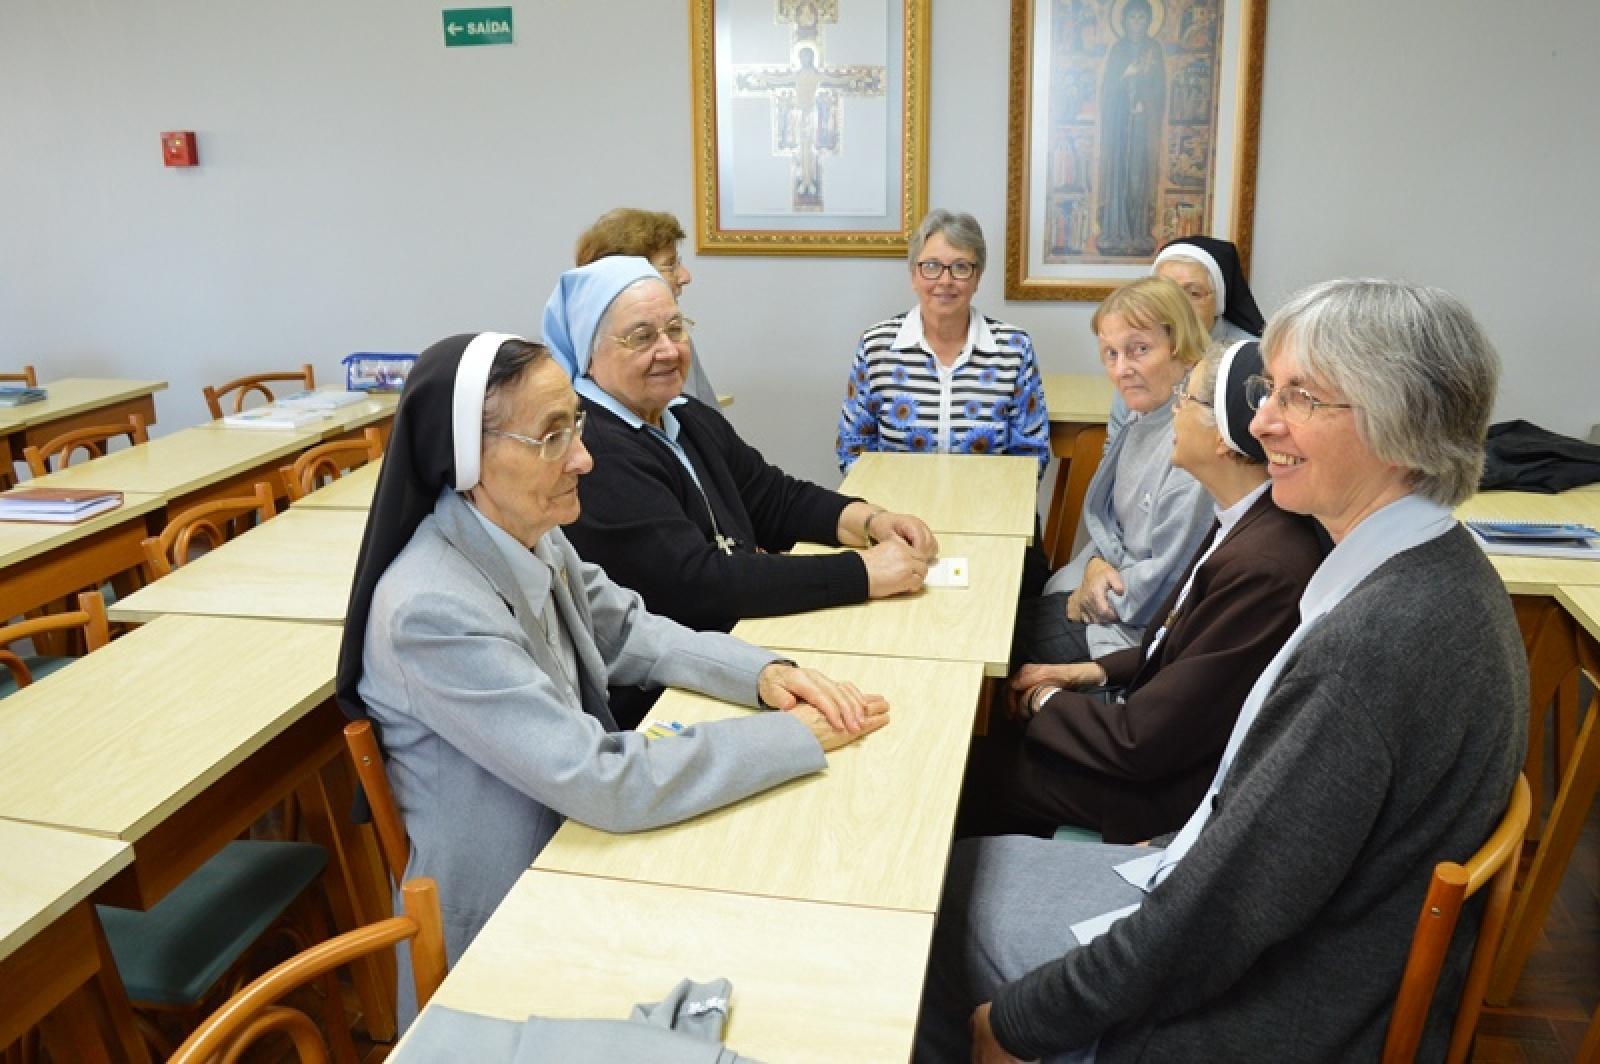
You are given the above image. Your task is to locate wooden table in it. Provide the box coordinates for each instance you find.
[1042,372,1114,567]
[195,391,398,445]
[0,615,396,1037]
[107,507,366,624]
[535,650,984,913]
[733,533,1025,677]
[1456,489,1600,596]
[0,821,144,1060]
[24,423,317,512]
[0,492,163,620]
[291,457,382,511]
[1489,583,1600,1005]
[0,378,167,474]
[397,870,933,1064]
[839,452,1036,540]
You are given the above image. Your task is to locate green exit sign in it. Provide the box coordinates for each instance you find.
[443,7,513,47]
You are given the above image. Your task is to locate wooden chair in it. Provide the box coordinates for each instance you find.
[141,481,277,580]
[22,413,149,477]
[344,720,409,887]
[203,364,316,418]
[283,427,385,503]
[1382,774,1532,1064]
[166,878,445,1064]
[0,365,37,387]
[1041,424,1108,570]
[0,591,109,694]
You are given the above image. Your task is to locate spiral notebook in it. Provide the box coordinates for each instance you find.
[1465,520,1600,560]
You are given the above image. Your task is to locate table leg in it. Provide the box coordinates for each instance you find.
[1487,631,1600,1005]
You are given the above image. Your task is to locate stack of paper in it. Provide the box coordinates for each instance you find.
[274,389,368,411]
[221,405,325,430]
[0,488,123,524]
[1466,520,1600,560]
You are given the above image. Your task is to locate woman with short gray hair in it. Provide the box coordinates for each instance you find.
[919,278,1525,1062]
[836,209,1049,477]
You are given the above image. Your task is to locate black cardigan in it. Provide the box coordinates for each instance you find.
[566,396,869,634]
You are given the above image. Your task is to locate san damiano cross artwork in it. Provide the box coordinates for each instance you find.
[732,0,886,211]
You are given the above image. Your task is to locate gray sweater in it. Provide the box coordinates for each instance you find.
[993,525,1528,1061]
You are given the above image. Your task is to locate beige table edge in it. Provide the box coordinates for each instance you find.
[0,492,164,569]
[0,379,167,430]
[0,820,132,963]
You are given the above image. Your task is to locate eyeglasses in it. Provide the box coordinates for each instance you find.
[1172,378,1212,409]
[916,259,978,281]
[1244,375,1354,422]
[1175,282,1213,303]
[486,410,587,463]
[612,317,695,352]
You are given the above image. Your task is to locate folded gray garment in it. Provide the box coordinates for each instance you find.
[401,979,762,1063]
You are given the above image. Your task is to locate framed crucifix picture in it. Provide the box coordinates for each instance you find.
[690,0,930,256]
[1004,0,1267,300]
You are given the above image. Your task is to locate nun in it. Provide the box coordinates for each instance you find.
[334,331,888,1023]
[1151,235,1266,345]
[968,342,1327,844]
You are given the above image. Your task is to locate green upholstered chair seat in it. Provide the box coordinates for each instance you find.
[1051,824,1103,844]
[98,840,327,1007]
[0,654,78,698]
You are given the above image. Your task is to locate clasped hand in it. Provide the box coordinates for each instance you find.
[758,662,890,750]
[1066,556,1124,624]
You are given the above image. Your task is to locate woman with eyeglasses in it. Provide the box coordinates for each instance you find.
[550,257,938,728]
[960,341,1327,844]
[836,209,1050,477]
[1015,277,1216,666]
[572,207,720,407]
[336,332,891,1024]
[918,280,1524,1063]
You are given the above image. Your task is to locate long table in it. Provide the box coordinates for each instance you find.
[291,456,383,511]
[107,506,366,624]
[397,870,934,1063]
[0,378,167,485]
[0,615,396,1038]
[535,650,984,913]
[0,821,143,1060]
[0,493,163,621]
[733,533,1025,677]
[840,452,1036,539]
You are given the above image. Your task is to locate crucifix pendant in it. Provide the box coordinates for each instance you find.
[715,534,737,555]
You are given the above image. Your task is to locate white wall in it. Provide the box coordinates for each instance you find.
[3,0,1595,486]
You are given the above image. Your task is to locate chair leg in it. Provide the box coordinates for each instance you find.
[1577,999,1600,1064]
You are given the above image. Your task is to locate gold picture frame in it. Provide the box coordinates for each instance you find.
[1004,0,1267,300]
[690,0,930,257]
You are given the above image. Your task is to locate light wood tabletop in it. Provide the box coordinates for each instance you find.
[535,650,984,912]
[108,507,367,624]
[1556,584,1600,645]
[194,390,398,441]
[0,615,339,841]
[24,424,312,498]
[0,492,163,570]
[400,869,933,1064]
[0,820,131,964]
[1456,489,1600,595]
[0,378,166,433]
[840,452,1037,539]
[1044,372,1114,426]
[733,533,1025,677]
[291,456,382,511]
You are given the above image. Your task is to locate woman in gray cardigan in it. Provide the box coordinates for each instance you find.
[922,280,1526,1062]
[334,331,888,1025]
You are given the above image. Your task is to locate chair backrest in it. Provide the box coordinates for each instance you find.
[141,481,277,580]
[202,363,316,418]
[0,365,37,387]
[1383,773,1532,1064]
[283,427,386,502]
[344,720,410,886]
[22,413,149,477]
[167,877,446,1064]
[0,591,109,688]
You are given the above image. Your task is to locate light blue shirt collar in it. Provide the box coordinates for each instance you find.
[575,377,699,484]
[462,491,555,602]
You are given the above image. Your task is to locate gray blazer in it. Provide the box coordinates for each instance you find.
[359,490,824,1019]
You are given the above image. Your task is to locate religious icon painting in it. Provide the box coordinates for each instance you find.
[1004,0,1267,300]
[690,0,930,256]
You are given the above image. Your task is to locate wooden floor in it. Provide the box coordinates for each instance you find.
[1475,801,1600,1062]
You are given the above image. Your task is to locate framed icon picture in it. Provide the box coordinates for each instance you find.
[690,0,930,256]
[1005,0,1267,300]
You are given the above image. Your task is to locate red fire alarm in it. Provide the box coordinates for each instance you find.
[161,131,198,167]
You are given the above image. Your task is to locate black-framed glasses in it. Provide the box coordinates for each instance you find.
[1172,377,1212,409]
[486,410,587,463]
[1244,375,1354,422]
[916,259,978,281]
[613,317,695,352]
